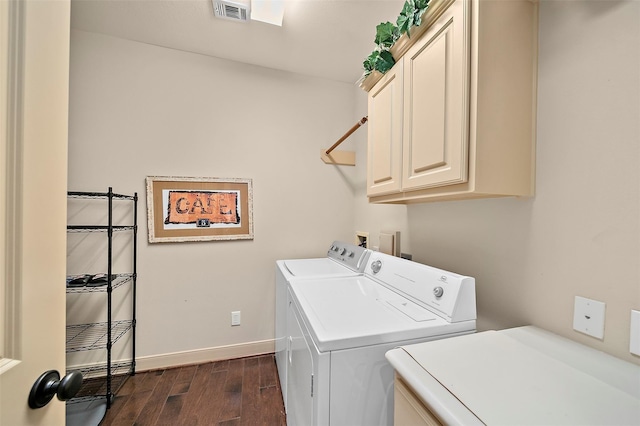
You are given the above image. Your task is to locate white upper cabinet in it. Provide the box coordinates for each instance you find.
[366,0,538,203]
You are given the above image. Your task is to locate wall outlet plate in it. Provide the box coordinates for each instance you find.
[231,310,241,326]
[630,310,640,356]
[573,296,605,339]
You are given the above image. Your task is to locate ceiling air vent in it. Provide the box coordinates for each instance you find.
[212,0,250,22]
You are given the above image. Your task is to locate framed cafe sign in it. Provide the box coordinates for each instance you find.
[146,176,253,243]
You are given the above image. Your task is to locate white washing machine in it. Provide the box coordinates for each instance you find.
[275,241,370,411]
[286,251,476,426]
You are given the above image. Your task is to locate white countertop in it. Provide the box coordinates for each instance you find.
[386,326,640,425]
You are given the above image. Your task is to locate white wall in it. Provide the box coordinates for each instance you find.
[68,30,364,368]
[355,0,640,364]
[352,88,410,252]
[68,0,640,368]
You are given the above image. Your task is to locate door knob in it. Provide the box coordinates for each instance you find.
[28,370,83,409]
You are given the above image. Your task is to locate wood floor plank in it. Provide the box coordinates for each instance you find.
[116,372,148,396]
[154,393,185,426]
[134,367,181,426]
[169,380,191,396]
[194,370,228,425]
[258,355,278,389]
[259,386,287,426]
[99,394,128,424]
[99,355,286,426]
[178,362,216,423]
[169,364,197,396]
[212,359,230,372]
[105,389,153,426]
[175,365,197,382]
[102,370,164,426]
[239,357,261,426]
[217,358,245,422]
[135,370,165,393]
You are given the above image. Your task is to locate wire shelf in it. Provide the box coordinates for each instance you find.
[67,361,133,404]
[68,191,136,201]
[67,225,135,233]
[66,320,133,353]
[66,188,138,410]
[66,273,134,294]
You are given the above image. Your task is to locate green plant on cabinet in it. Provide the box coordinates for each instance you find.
[360,0,430,84]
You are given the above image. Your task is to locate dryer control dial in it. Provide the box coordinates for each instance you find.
[433,286,444,298]
[371,260,382,274]
[339,248,347,255]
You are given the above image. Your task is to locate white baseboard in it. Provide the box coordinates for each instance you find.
[135,339,275,372]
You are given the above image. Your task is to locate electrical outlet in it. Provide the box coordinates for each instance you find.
[231,311,241,326]
[573,296,605,339]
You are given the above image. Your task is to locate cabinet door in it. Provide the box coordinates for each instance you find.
[402,0,469,190]
[394,377,443,426]
[367,61,404,196]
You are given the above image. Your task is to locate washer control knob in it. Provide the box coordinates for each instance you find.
[340,248,347,255]
[433,286,444,298]
[347,251,354,258]
[371,260,382,274]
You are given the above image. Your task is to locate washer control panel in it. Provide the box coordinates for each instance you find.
[327,241,370,272]
[364,253,476,323]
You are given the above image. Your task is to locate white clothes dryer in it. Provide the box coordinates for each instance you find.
[286,252,476,426]
[275,241,370,411]
[386,326,640,425]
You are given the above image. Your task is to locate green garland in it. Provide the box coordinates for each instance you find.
[360,0,431,81]
[397,0,430,38]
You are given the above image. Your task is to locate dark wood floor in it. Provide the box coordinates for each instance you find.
[101,354,286,426]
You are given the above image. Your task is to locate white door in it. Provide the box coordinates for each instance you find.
[0,0,70,425]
